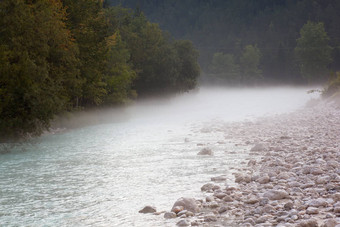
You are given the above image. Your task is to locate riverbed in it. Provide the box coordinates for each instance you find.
[0,87,319,226]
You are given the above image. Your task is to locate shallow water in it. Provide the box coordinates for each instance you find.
[0,87,319,226]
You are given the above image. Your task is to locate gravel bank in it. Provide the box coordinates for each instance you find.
[165,101,340,226]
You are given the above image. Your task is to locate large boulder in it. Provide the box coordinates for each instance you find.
[171,197,200,213]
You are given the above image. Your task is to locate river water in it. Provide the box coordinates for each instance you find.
[0,87,319,226]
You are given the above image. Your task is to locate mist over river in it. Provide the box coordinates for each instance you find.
[0,87,319,226]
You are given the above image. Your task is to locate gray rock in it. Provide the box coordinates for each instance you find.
[164,212,177,219]
[263,189,289,200]
[322,219,338,227]
[223,195,233,202]
[333,193,340,202]
[172,206,184,214]
[306,207,319,214]
[176,219,190,226]
[234,173,252,183]
[284,202,294,210]
[251,143,267,151]
[171,197,200,213]
[245,196,259,204]
[139,206,156,213]
[206,196,214,202]
[307,198,328,207]
[297,218,318,227]
[334,206,340,213]
[211,175,227,182]
[204,213,217,222]
[214,192,227,199]
[244,217,256,225]
[218,206,228,214]
[201,183,214,191]
[209,201,219,208]
[257,175,270,184]
[177,210,188,217]
[197,148,213,156]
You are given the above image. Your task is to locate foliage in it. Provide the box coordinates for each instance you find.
[108,0,340,83]
[0,0,79,141]
[0,1,200,141]
[323,71,340,98]
[295,21,333,83]
[240,45,263,83]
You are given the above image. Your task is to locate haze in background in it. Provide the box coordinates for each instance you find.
[0,87,319,226]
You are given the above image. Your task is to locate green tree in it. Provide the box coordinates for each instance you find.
[209,52,240,82]
[62,0,109,106]
[240,45,262,83]
[295,21,333,83]
[0,0,80,141]
[173,40,200,91]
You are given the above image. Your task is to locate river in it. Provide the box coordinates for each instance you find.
[0,87,319,226]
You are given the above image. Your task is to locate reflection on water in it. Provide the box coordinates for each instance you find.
[0,87,318,226]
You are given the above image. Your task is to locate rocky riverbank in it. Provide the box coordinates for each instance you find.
[161,100,340,226]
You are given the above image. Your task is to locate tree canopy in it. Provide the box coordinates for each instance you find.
[108,0,340,83]
[0,0,200,141]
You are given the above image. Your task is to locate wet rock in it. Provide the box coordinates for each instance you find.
[164,212,177,219]
[197,148,213,156]
[139,206,156,213]
[171,198,200,213]
[211,175,227,182]
[263,189,289,200]
[176,219,190,226]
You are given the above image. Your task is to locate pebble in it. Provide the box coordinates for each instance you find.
[164,212,177,219]
[139,206,156,213]
[176,219,190,226]
[197,147,213,155]
[163,104,340,226]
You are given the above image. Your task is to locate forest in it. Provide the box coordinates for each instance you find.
[0,0,200,141]
[2,0,340,141]
[108,0,340,84]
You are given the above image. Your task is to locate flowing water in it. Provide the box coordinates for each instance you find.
[0,87,319,226]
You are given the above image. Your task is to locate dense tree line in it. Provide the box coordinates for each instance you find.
[109,0,340,84]
[0,0,200,141]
